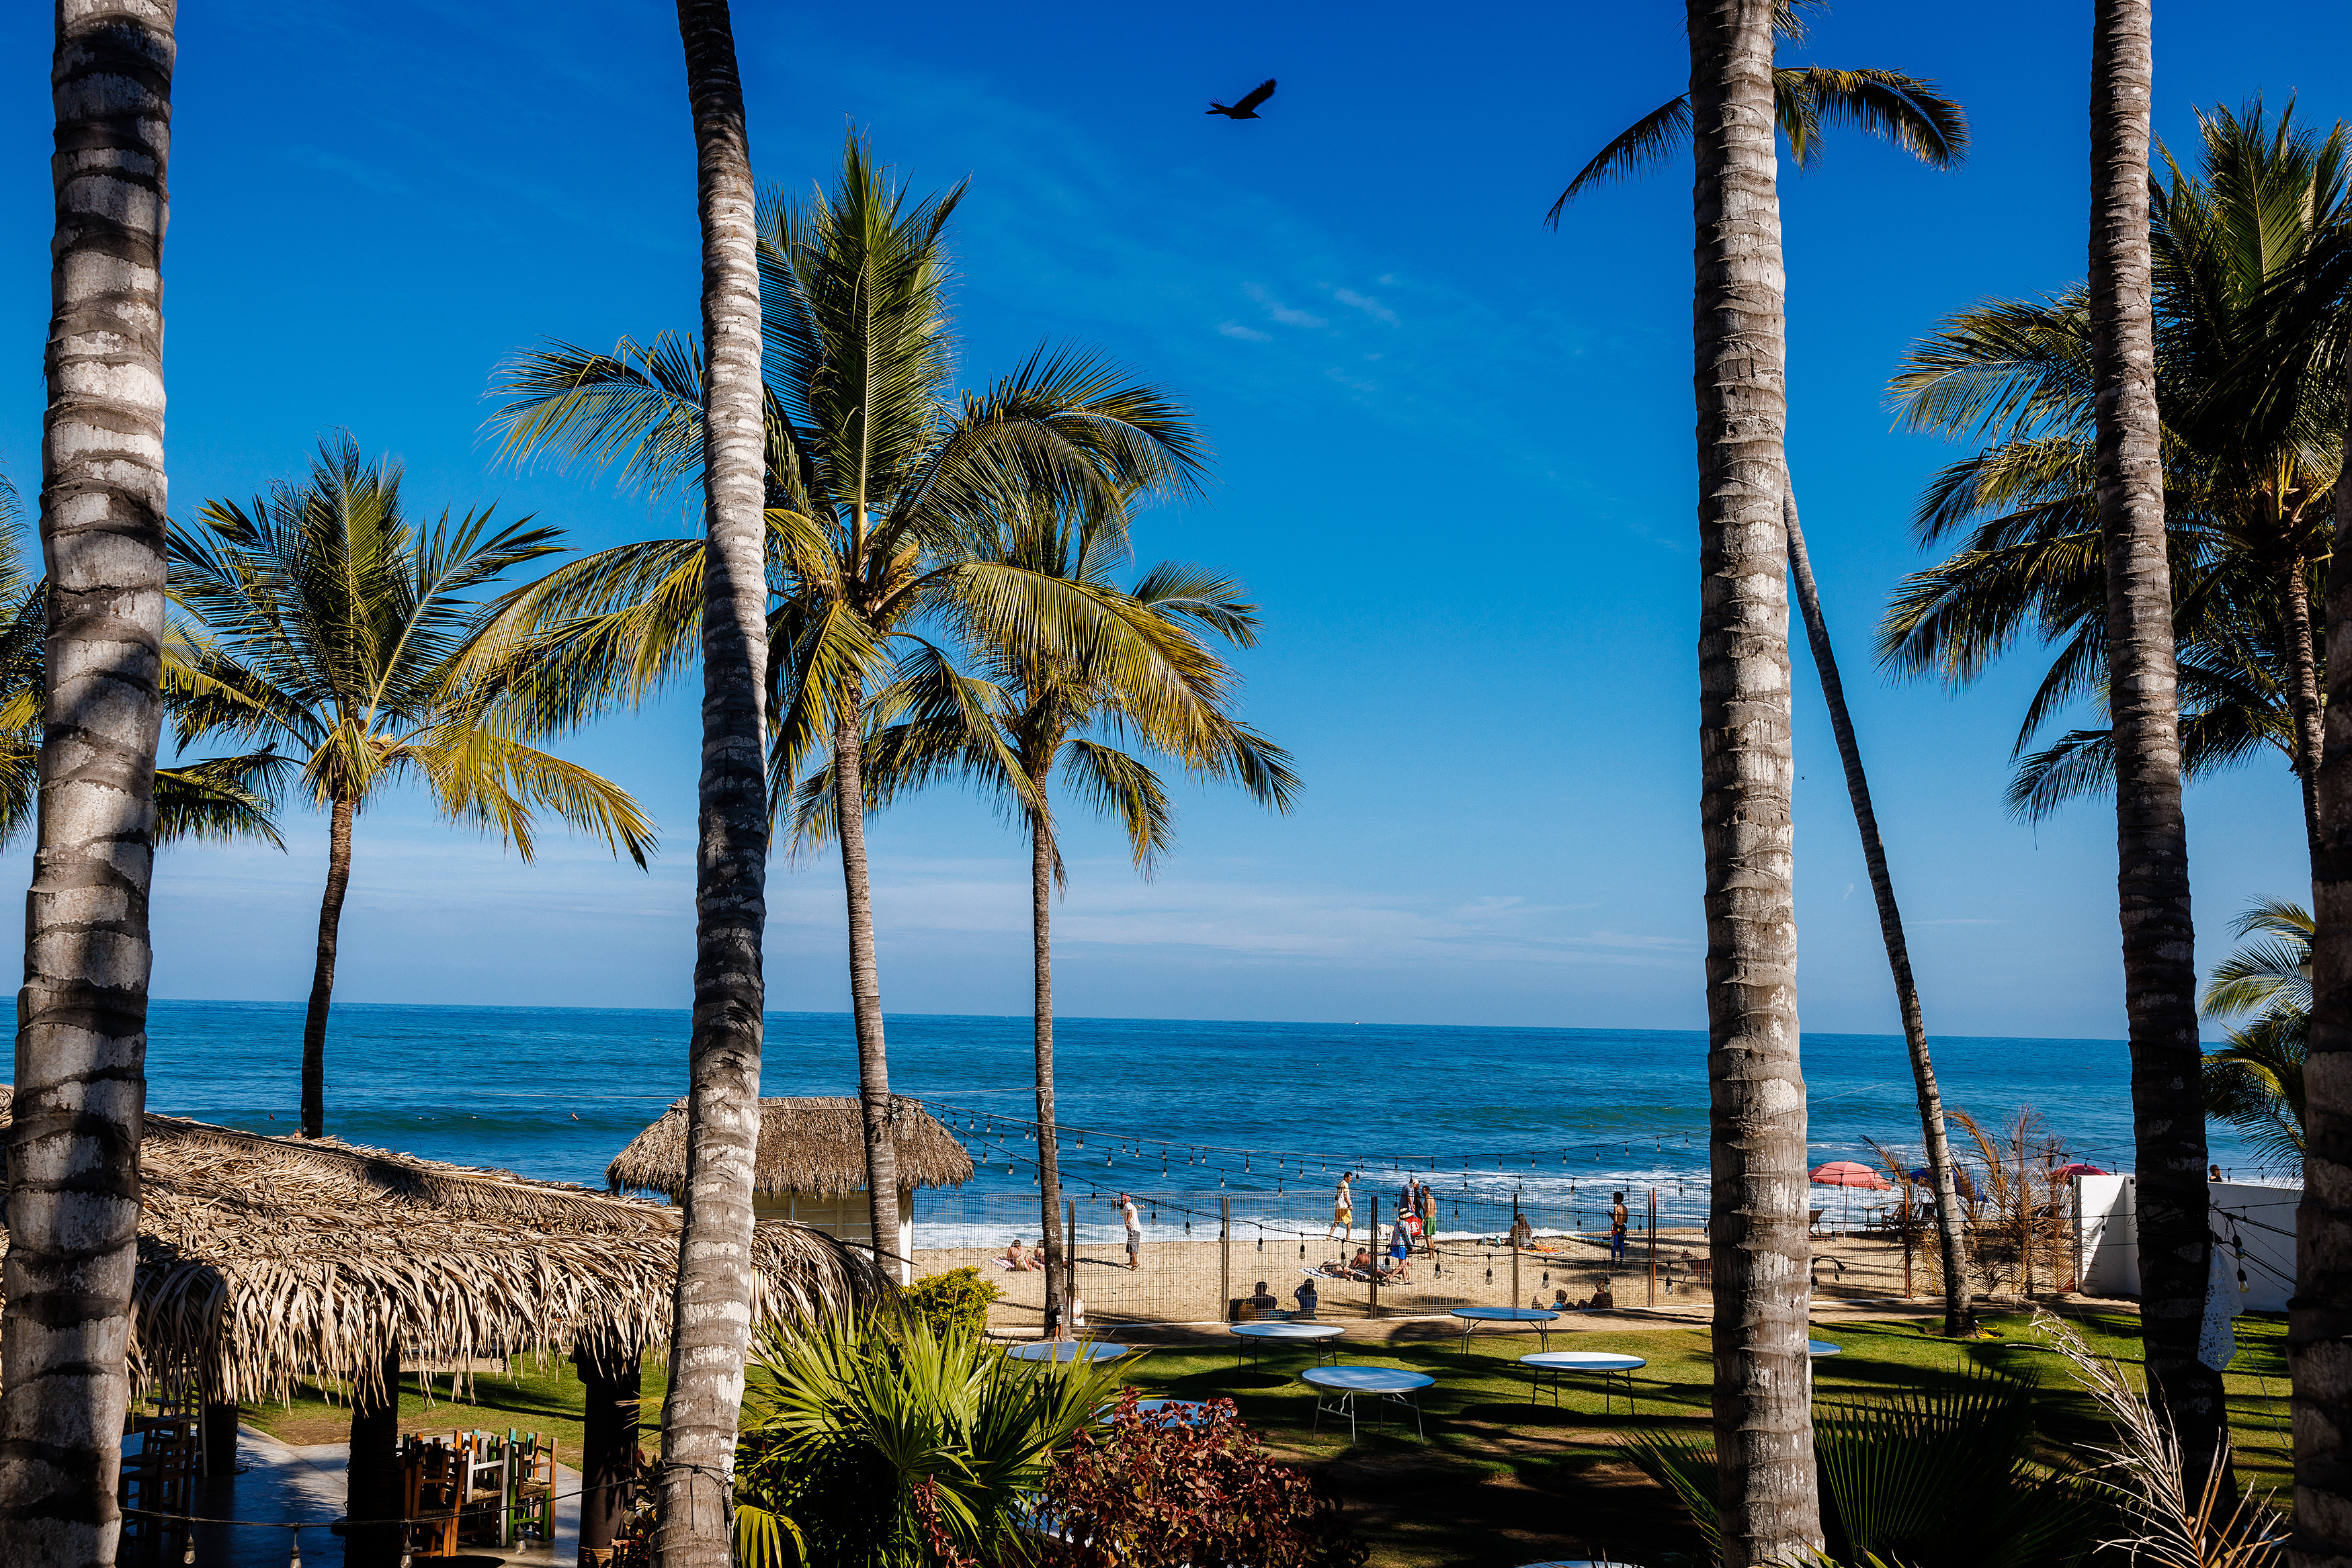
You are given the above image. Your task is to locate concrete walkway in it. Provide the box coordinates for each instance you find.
[188,1428,579,1568]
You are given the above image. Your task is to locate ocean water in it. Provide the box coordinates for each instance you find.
[140,1000,2269,1248]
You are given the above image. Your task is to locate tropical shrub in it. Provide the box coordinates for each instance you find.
[904,1266,1003,1342]
[1036,1391,1368,1568]
[734,1309,1121,1568]
[1624,1361,2099,1568]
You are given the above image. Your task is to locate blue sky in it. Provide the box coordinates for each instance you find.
[0,0,2341,1037]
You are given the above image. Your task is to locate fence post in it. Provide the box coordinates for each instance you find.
[1648,1188,1658,1307]
[1065,1199,1077,1331]
[1369,1197,1380,1317]
[1219,1195,1231,1321]
[1511,1217,1521,1309]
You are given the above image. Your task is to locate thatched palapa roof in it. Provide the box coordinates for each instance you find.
[605,1096,974,1200]
[0,1086,892,1403]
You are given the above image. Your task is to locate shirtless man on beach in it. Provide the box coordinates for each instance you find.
[1609,1192,1630,1263]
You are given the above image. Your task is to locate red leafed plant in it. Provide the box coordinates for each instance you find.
[1034,1391,1368,1568]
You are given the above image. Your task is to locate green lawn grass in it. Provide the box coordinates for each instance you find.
[228,1311,2295,1568]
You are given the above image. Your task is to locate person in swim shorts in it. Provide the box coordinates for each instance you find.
[1610,1192,1629,1264]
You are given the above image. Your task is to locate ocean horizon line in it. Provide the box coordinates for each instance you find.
[149,996,2141,1050]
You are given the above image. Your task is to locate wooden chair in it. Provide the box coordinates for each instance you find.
[400,1435,463,1558]
[507,1430,556,1546]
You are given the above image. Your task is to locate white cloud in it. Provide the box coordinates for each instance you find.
[1242,281,1327,329]
[1330,286,1398,324]
[1217,320,1271,341]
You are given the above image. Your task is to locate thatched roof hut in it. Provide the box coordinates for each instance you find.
[605,1095,974,1200]
[0,1085,892,1405]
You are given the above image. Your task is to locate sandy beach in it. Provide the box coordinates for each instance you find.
[913,1223,2098,1338]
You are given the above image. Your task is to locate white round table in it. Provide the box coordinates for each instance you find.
[1301,1364,1433,1445]
[1007,1340,1130,1363]
[1808,1339,1843,1356]
[1449,1305,1561,1357]
[1228,1319,1346,1368]
[1520,1350,1646,1412]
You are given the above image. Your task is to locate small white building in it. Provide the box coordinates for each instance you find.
[2074,1172,2300,1311]
[607,1096,973,1284]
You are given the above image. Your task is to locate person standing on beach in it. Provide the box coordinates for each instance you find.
[1329,1172,1355,1243]
[1119,1192,1142,1270]
[1417,1180,1438,1256]
[1609,1192,1629,1264]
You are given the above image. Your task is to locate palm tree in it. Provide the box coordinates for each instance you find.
[0,471,288,851]
[1552,5,1978,1339]
[2199,898,2308,1176]
[655,5,770,1563]
[2,4,174,1559]
[793,495,1297,1331]
[490,140,1205,1277]
[1884,101,2347,869]
[166,437,656,1142]
[2088,0,2226,1501]
[1687,1,1819,1559]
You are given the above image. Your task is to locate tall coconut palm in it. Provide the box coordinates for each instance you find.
[2307,296,2352,1568]
[2199,898,2308,1176]
[1,4,174,1561]
[490,142,1205,1276]
[1687,0,1820,1559]
[0,474,288,849]
[1552,4,1978,1339]
[2088,0,2226,1501]
[657,4,771,1563]
[1885,101,2347,871]
[792,495,1296,1330]
[166,438,656,1141]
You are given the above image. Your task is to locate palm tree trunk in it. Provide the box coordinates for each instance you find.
[2300,355,2352,1568]
[0,5,173,1561]
[1784,492,1974,1338]
[2281,554,2325,870]
[345,1349,403,1568]
[832,709,903,1278]
[1030,784,1065,1332]
[299,795,355,1138]
[656,5,769,1565]
[1687,3,1819,1561]
[2089,0,2228,1501]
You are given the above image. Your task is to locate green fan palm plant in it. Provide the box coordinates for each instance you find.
[166,437,655,1140]
[2199,898,2309,1176]
[489,138,1205,1273]
[1884,98,2348,865]
[734,1309,1124,1568]
[793,494,1296,1329]
[1553,0,1977,1342]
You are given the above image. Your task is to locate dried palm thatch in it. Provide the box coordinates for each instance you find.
[605,1096,974,1200]
[0,1086,892,1404]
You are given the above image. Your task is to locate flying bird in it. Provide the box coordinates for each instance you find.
[1207,79,1276,120]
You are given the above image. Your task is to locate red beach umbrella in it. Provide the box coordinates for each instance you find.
[1810,1161,1890,1234]
[2054,1162,2107,1178]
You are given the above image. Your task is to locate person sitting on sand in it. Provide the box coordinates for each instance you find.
[1349,1246,1375,1278]
[1509,1212,1533,1251]
[1553,1287,1571,1309]
[1584,1276,1614,1310]
[1248,1280,1279,1314]
[1294,1278,1320,1319]
[1003,1239,1032,1271]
